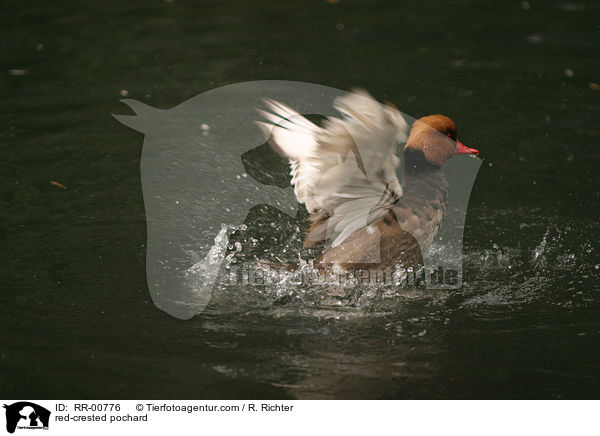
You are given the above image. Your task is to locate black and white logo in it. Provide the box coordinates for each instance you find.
[3,402,50,434]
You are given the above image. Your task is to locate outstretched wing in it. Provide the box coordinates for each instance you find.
[256,90,408,247]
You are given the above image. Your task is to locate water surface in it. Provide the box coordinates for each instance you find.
[1,0,599,398]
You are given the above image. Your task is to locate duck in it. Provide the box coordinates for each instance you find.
[256,90,478,271]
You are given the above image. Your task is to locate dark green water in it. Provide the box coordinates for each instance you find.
[2,0,599,399]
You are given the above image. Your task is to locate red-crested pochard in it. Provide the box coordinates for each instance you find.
[257,90,478,271]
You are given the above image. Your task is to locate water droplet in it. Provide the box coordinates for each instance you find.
[526,34,544,44]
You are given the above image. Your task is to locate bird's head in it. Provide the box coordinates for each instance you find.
[405,114,478,166]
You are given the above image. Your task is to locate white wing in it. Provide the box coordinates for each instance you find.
[256,90,408,247]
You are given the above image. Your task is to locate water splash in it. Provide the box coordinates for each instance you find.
[184,223,247,311]
[181,209,599,318]
[532,229,548,268]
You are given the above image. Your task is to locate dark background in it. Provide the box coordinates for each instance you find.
[1,0,599,399]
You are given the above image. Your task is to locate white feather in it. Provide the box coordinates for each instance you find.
[257,90,408,246]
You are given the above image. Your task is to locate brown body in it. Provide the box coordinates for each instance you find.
[314,149,449,270]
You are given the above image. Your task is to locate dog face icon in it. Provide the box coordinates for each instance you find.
[17,407,36,427]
